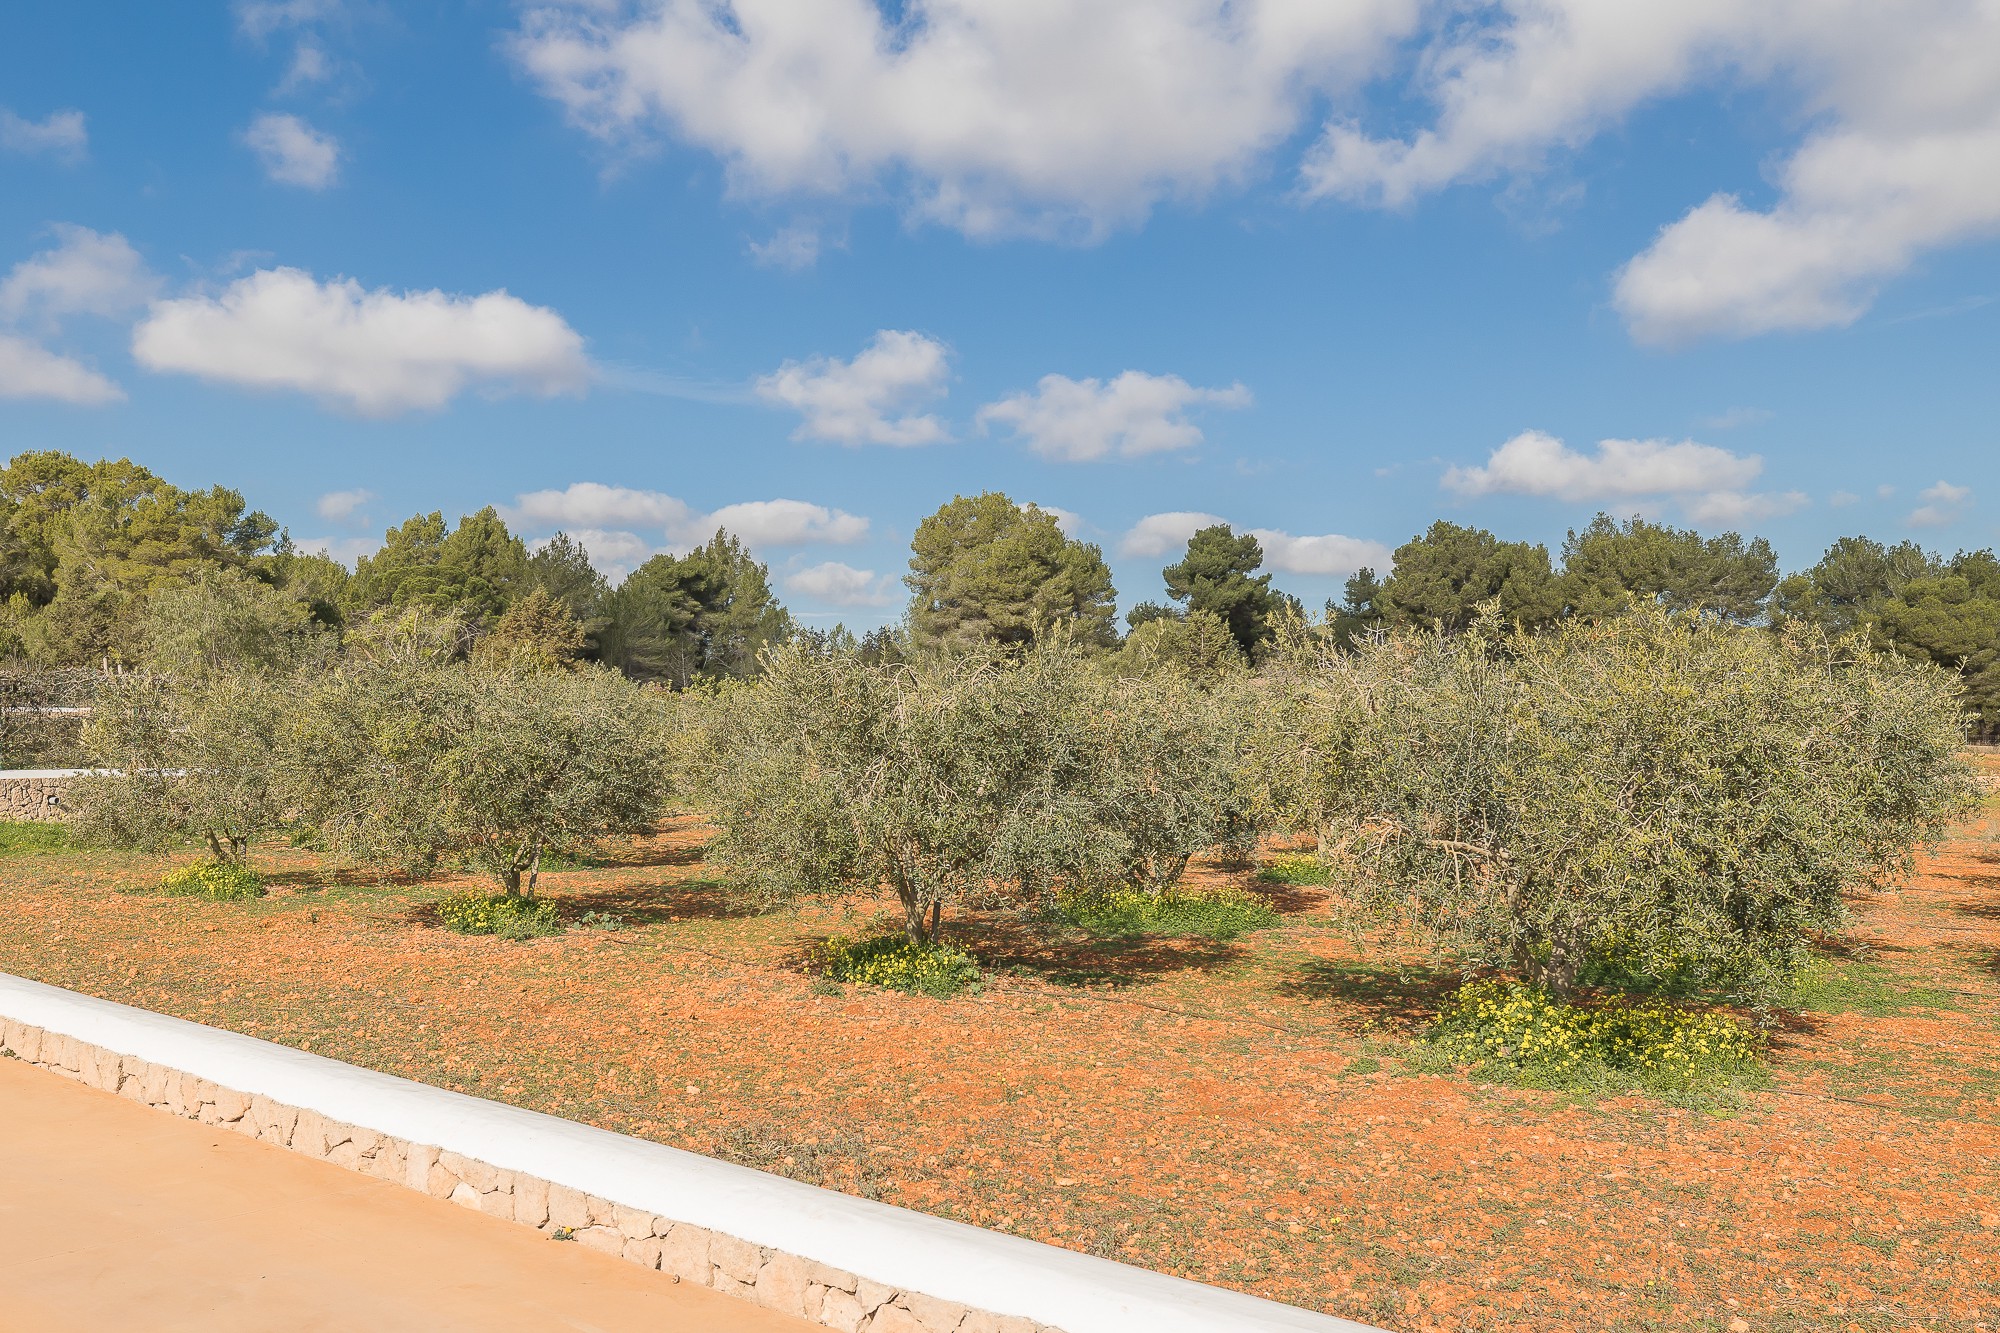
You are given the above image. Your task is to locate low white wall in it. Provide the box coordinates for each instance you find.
[0,974,1383,1333]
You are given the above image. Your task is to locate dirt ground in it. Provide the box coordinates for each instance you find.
[1,803,1996,1333]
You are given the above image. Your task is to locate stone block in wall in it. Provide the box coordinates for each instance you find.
[660,1223,712,1286]
[512,1173,549,1228]
[546,1184,589,1231]
[710,1232,764,1289]
[756,1251,810,1317]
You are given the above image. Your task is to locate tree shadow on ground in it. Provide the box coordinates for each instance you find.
[545,879,764,925]
[1951,898,2000,921]
[261,865,423,891]
[797,912,1252,989]
[1273,959,1460,1032]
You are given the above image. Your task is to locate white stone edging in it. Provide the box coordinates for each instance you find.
[0,973,1383,1333]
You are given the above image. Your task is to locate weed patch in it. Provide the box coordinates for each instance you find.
[0,821,70,856]
[1420,979,1765,1101]
[1052,885,1280,940]
[160,860,264,901]
[1788,954,1958,1016]
[822,935,982,997]
[1256,855,1330,887]
[435,890,561,939]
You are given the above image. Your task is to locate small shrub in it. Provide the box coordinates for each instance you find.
[575,910,625,930]
[1256,855,1330,887]
[160,860,265,901]
[822,935,982,998]
[1052,885,1280,940]
[435,890,561,939]
[0,821,70,856]
[1423,979,1763,1097]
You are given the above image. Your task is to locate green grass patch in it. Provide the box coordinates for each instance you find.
[1419,978,1765,1101]
[160,860,265,901]
[0,820,69,855]
[1255,855,1330,887]
[1787,955,1958,1016]
[821,935,982,998]
[1052,885,1281,940]
[435,890,562,939]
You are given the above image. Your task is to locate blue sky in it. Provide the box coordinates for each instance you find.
[2,2,1995,625]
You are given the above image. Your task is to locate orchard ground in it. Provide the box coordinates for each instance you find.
[3,795,1998,1332]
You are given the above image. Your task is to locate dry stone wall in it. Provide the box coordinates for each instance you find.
[0,1017,1053,1333]
[0,772,73,822]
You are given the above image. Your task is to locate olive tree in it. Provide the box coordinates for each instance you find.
[687,638,1110,942]
[1258,605,1977,1000]
[68,572,332,864]
[1075,667,1257,891]
[289,660,672,894]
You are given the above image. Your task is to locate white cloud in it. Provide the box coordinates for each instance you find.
[1680,490,1809,526]
[1250,529,1393,578]
[0,334,124,405]
[1828,490,1859,508]
[1443,429,1806,527]
[561,528,660,582]
[1118,511,1226,559]
[298,534,378,566]
[505,484,868,552]
[0,225,160,324]
[508,482,694,533]
[509,0,1416,238]
[755,329,951,446]
[1118,510,1386,576]
[0,108,87,163]
[314,487,375,523]
[702,499,869,547]
[1908,481,1972,529]
[1038,505,1083,537]
[278,42,336,92]
[786,561,896,608]
[245,112,341,189]
[1299,3,2000,344]
[977,371,1250,462]
[131,267,590,415]
[748,224,822,271]
[1443,430,1763,502]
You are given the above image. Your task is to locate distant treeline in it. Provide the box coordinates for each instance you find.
[2,449,1995,730]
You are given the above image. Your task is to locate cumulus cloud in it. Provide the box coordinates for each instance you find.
[509,0,1416,238]
[1250,529,1393,578]
[1117,511,1226,559]
[703,499,870,547]
[245,112,341,189]
[297,534,378,566]
[1443,429,1805,526]
[786,561,897,608]
[559,528,660,581]
[1443,430,1763,502]
[978,371,1250,462]
[0,334,125,405]
[504,484,870,568]
[0,225,160,324]
[755,329,951,446]
[0,108,87,163]
[314,487,375,523]
[1119,510,1386,576]
[1908,481,1972,528]
[131,267,590,415]
[1300,3,2000,344]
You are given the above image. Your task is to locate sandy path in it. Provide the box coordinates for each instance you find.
[0,1056,813,1333]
